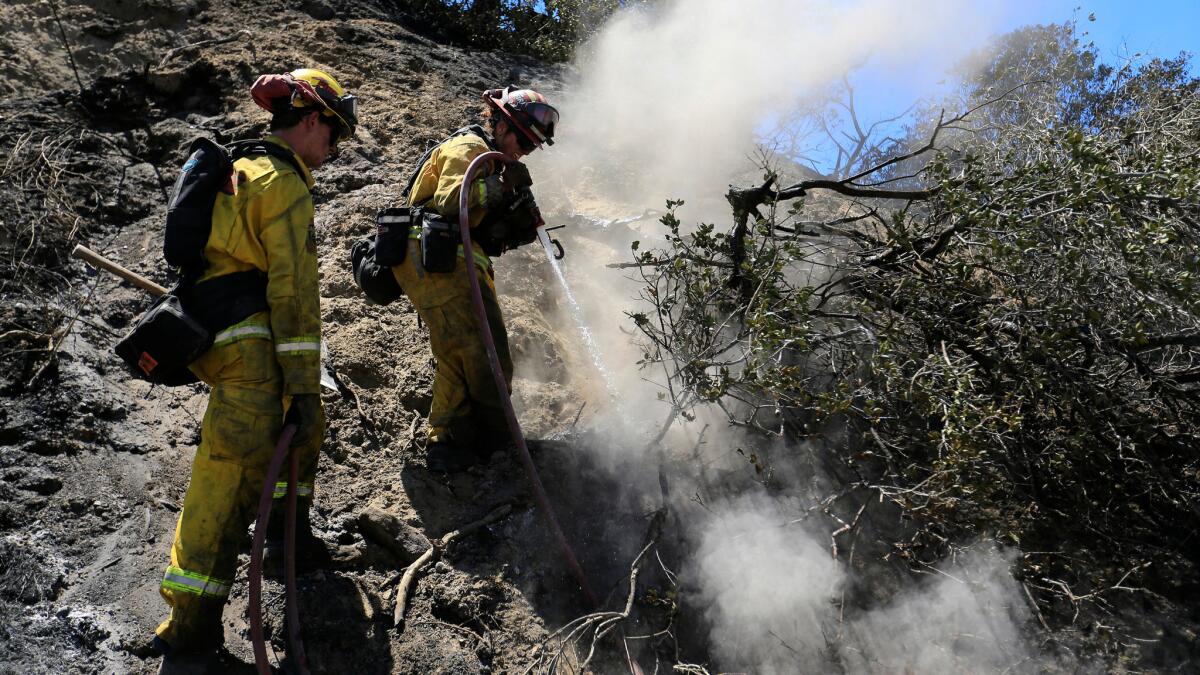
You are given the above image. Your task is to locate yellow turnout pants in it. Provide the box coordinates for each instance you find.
[156,317,324,650]
[392,238,513,448]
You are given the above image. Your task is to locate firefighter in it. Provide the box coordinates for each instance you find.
[150,68,357,673]
[391,86,559,472]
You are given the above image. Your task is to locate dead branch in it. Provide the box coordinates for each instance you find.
[333,375,379,443]
[726,81,1049,217]
[158,30,252,68]
[828,500,868,559]
[732,174,936,208]
[0,330,52,345]
[606,255,734,270]
[525,510,666,675]
[1022,582,1052,632]
[391,502,513,630]
[27,276,98,387]
[47,1,84,96]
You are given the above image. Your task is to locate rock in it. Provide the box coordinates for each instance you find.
[59,608,109,651]
[302,0,335,21]
[0,502,19,529]
[18,438,74,456]
[18,472,62,496]
[0,425,23,445]
[358,505,431,564]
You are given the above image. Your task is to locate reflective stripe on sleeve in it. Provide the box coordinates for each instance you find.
[213,321,272,346]
[275,338,321,355]
[463,247,491,270]
[161,566,232,598]
[272,482,314,499]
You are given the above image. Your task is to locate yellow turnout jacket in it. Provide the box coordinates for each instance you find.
[407,132,499,270]
[199,135,322,395]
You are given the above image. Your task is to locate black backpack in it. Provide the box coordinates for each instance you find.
[164,137,304,281]
[114,138,305,386]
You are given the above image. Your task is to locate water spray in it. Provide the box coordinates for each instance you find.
[537,227,621,401]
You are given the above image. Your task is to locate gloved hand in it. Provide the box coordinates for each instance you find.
[507,185,537,211]
[251,73,324,113]
[502,161,533,189]
[478,174,507,209]
[284,393,323,447]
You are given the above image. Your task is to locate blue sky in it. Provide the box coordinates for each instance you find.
[848,0,1199,138]
[1014,0,1200,63]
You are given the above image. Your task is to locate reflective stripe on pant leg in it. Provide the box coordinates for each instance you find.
[156,428,268,650]
[162,565,232,598]
[273,481,314,499]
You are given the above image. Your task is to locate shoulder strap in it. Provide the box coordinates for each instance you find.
[403,125,493,207]
[227,139,307,187]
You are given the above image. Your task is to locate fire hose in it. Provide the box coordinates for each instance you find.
[249,423,309,675]
[458,152,597,607]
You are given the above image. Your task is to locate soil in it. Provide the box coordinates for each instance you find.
[0,1,652,673]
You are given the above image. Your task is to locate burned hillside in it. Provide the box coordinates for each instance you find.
[0,1,607,673]
[2,1,1199,674]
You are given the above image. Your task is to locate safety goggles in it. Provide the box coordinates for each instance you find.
[322,93,358,142]
[509,101,558,146]
[517,102,558,131]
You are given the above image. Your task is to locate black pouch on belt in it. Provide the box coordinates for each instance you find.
[374,207,412,266]
[114,294,212,386]
[420,211,459,274]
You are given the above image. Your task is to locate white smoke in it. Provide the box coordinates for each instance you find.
[514,1,1053,671]
[523,0,1002,442]
[693,496,844,673]
[533,0,996,215]
[693,497,1039,674]
[838,548,1035,673]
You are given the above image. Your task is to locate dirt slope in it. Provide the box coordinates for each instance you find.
[0,2,643,673]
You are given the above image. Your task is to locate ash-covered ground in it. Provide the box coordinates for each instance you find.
[0,1,662,673]
[5,2,1196,674]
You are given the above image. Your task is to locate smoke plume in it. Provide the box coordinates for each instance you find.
[533,0,994,215]
[511,1,1055,671]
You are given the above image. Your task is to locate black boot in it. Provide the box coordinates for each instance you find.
[152,636,221,675]
[425,440,489,472]
[264,503,333,576]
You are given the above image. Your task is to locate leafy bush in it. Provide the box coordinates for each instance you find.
[397,0,628,62]
[629,25,1200,657]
